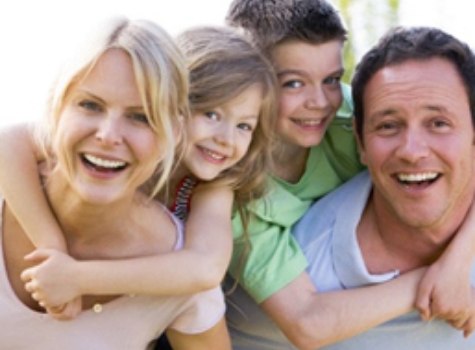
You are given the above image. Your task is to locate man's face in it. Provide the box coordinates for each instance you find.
[360,57,475,231]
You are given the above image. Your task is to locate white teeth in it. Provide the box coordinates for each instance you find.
[397,172,438,182]
[202,148,225,160]
[84,154,126,169]
[295,119,322,126]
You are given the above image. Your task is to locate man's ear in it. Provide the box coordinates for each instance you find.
[353,117,367,165]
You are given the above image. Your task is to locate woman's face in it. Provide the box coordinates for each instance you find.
[183,84,262,181]
[53,48,161,204]
[271,39,344,148]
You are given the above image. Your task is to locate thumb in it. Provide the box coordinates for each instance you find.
[24,248,52,263]
[415,282,432,321]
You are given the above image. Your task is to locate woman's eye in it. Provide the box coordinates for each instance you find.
[129,113,149,124]
[78,100,102,112]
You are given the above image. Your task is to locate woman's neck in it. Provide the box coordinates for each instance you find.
[45,172,139,251]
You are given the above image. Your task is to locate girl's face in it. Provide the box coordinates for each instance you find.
[54,49,161,204]
[183,84,262,181]
[271,39,344,148]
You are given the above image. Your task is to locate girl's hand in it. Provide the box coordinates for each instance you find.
[21,249,82,314]
[45,298,82,320]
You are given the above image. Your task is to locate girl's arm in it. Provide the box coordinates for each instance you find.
[166,318,231,350]
[415,199,475,330]
[21,183,234,306]
[261,269,425,350]
[0,123,66,250]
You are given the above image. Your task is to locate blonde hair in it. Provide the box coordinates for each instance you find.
[176,26,278,207]
[37,17,189,197]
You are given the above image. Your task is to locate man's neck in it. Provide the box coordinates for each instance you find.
[357,198,456,274]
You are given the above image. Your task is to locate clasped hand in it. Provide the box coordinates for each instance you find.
[21,248,82,320]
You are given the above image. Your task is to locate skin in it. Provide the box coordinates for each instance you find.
[179,84,262,181]
[18,84,265,312]
[357,57,475,333]
[14,48,231,349]
[270,39,344,182]
[53,49,161,205]
[359,57,475,272]
[248,43,475,348]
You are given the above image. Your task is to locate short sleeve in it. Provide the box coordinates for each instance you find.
[167,286,225,334]
[229,183,309,303]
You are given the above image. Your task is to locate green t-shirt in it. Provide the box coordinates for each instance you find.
[228,84,365,303]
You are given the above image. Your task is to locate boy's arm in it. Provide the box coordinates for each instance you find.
[261,269,425,350]
[415,199,475,324]
[0,123,66,250]
[166,318,231,350]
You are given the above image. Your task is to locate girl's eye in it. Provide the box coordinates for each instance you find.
[282,80,304,89]
[129,113,149,125]
[204,111,219,121]
[78,100,102,112]
[237,123,254,132]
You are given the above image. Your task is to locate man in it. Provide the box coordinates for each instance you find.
[292,26,475,348]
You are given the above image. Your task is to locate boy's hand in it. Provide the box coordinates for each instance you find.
[416,257,471,327]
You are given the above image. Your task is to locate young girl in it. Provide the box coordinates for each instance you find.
[224,0,475,348]
[0,16,230,349]
[0,25,277,318]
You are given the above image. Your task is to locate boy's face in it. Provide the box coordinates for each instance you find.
[271,39,344,148]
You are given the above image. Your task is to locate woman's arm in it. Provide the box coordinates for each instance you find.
[21,184,234,305]
[0,123,66,250]
[166,318,231,350]
[261,269,425,350]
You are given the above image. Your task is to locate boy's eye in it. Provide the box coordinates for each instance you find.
[204,111,219,121]
[282,80,303,89]
[78,100,102,112]
[129,113,149,124]
[323,75,342,85]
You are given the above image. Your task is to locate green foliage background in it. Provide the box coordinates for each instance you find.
[333,0,400,83]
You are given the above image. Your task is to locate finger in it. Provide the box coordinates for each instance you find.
[31,291,42,301]
[20,268,34,283]
[415,293,432,321]
[448,315,470,330]
[24,280,35,293]
[24,249,50,263]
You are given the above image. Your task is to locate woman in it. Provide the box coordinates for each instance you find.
[0,17,230,349]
